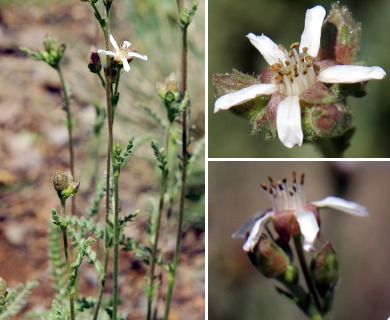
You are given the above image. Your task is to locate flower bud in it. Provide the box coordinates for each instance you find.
[52,170,80,201]
[318,3,361,65]
[310,242,339,297]
[305,103,353,139]
[248,236,289,278]
[88,46,102,74]
[52,170,72,192]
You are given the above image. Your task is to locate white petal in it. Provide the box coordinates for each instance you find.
[128,52,148,61]
[295,210,319,252]
[97,49,116,57]
[311,196,368,217]
[214,83,278,113]
[109,34,119,50]
[122,58,130,72]
[246,33,286,66]
[299,5,326,57]
[243,212,273,252]
[123,40,131,48]
[276,95,303,148]
[232,209,271,239]
[318,65,386,83]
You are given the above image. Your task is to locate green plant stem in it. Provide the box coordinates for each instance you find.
[93,7,114,319]
[60,200,75,320]
[293,235,322,314]
[112,173,120,319]
[164,2,188,318]
[147,144,169,320]
[56,66,76,216]
[92,248,109,320]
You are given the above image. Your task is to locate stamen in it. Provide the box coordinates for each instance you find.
[268,176,274,183]
[290,42,299,49]
[302,47,308,53]
[261,184,268,191]
[300,173,305,185]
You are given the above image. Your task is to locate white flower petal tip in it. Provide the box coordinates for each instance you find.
[318,65,387,84]
[276,95,303,148]
[123,40,131,48]
[312,196,369,217]
[122,59,131,72]
[295,210,320,252]
[129,52,148,61]
[214,84,278,113]
[97,49,115,57]
[242,213,272,252]
[246,33,286,66]
[303,242,316,253]
[300,5,326,57]
[109,34,119,50]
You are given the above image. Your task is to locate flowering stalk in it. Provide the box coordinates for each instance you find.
[164,2,197,319]
[234,172,368,318]
[51,171,79,320]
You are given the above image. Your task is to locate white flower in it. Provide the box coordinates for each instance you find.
[233,172,368,252]
[214,5,386,148]
[98,34,147,72]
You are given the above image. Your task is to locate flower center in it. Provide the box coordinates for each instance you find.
[116,44,128,60]
[261,172,306,212]
[271,42,317,96]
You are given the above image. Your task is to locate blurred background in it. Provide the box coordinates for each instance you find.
[209,0,390,157]
[209,161,390,319]
[0,0,204,318]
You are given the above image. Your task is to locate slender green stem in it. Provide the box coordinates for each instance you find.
[93,6,114,319]
[97,71,106,89]
[112,173,120,319]
[147,143,169,319]
[164,2,188,318]
[56,66,76,216]
[293,235,322,314]
[60,200,75,320]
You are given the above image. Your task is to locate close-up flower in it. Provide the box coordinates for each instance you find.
[98,34,147,72]
[233,172,368,252]
[213,5,386,148]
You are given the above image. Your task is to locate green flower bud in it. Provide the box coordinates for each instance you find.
[310,242,339,297]
[52,170,72,192]
[52,170,80,201]
[248,236,289,278]
[319,3,361,65]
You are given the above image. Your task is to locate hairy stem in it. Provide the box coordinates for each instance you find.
[56,66,76,216]
[164,2,188,318]
[60,200,75,320]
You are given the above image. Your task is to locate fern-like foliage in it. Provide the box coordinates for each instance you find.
[67,228,103,280]
[0,281,38,320]
[151,141,168,178]
[87,176,106,217]
[48,223,67,299]
[136,103,167,129]
[67,215,104,240]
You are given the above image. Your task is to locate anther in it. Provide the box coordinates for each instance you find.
[261,184,268,191]
[285,60,291,66]
[290,42,299,49]
[278,44,285,51]
[302,47,308,53]
[300,173,305,185]
[268,176,274,183]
